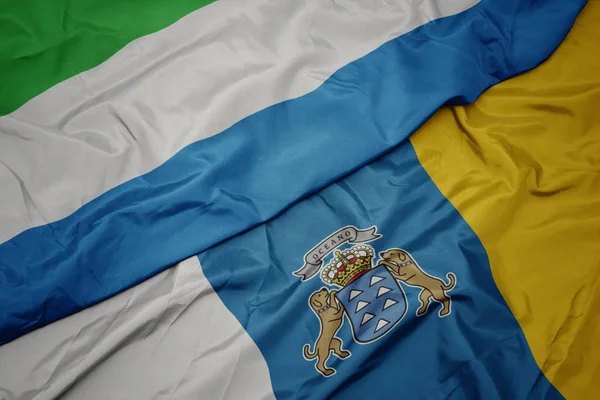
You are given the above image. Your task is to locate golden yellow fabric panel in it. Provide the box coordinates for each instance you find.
[410,2,600,398]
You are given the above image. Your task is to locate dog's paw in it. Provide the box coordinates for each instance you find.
[339,351,351,359]
[439,308,451,317]
[416,306,428,316]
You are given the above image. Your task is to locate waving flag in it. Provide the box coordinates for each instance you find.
[0,0,597,399]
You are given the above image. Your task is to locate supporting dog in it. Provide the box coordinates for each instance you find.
[378,249,456,317]
[303,287,351,376]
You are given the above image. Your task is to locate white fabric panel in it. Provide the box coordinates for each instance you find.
[0,0,479,244]
[0,257,275,400]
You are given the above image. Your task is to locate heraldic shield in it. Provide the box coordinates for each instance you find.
[320,245,407,343]
[338,266,407,343]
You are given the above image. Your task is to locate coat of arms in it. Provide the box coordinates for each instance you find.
[294,226,456,377]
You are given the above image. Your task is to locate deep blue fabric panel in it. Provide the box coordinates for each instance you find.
[0,0,586,344]
[199,141,562,399]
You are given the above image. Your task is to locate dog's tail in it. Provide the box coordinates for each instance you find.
[303,344,317,360]
[442,273,456,290]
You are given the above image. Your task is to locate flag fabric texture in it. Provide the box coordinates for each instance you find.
[0,0,598,399]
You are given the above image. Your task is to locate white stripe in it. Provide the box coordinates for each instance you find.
[0,257,275,400]
[0,0,478,244]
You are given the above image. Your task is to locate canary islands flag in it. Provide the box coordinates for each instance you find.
[0,0,598,399]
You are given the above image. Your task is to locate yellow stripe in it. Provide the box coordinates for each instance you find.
[410,2,600,398]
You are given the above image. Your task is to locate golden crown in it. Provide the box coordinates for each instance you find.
[321,245,375,287]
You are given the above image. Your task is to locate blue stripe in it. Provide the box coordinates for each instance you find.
[0,0,585,344]
[198,141,563,399]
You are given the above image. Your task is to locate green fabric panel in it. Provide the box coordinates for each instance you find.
[0,0,217,115]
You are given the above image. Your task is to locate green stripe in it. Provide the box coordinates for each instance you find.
[0,0,217,116]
